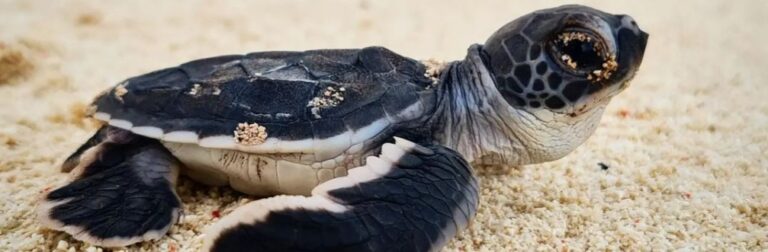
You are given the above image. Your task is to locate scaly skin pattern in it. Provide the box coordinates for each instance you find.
[429,46,609,166]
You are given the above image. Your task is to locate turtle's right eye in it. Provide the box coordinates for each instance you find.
[548,28,617,82]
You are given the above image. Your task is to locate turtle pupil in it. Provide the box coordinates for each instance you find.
[552,33,603,71]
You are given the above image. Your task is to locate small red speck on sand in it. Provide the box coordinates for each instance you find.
[682,192,692,199]
[212,210,221,218]
[41,186,52,193]
[169,242,178,252]
[618,109,630,118]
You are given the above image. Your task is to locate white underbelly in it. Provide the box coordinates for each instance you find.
[162,142,364,196]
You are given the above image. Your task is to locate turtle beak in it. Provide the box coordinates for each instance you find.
[635,30,649,66]
[616,14,649,67]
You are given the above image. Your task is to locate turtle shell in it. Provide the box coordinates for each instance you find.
[92,47,435,154]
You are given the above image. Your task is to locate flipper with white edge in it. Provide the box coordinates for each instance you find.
[38,126,182,247]
[204,137,479,252]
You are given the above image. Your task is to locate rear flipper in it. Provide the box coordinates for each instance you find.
[60,126,109,173]
[204,137,479,252]
[37,126,182,247]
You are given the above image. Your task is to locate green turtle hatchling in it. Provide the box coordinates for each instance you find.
[37,4,647,252]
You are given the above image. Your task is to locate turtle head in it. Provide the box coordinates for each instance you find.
[483,4,648,116]
[447,5,648,165]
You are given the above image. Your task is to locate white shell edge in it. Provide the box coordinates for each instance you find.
[93,111,390,156]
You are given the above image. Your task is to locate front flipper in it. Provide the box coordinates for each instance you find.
[37,126,182,247]
[204,138,479,252]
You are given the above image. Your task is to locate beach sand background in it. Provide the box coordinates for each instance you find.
[1,0,766,251]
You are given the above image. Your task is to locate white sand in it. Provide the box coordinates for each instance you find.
[1,0,766,251]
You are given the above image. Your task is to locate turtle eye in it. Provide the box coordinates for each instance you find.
[549,29,617,81]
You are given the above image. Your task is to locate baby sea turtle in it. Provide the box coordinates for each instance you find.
[37,5,647,252]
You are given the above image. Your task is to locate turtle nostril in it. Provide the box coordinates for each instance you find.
[618,15,638,28]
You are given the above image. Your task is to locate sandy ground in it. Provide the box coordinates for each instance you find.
[1,0,766,251]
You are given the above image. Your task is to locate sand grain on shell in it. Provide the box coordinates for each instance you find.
[421,58,448,88]
[1,1,767,251]
[234,122,268,145]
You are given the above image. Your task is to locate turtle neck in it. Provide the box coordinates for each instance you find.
[428,44,606,166]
